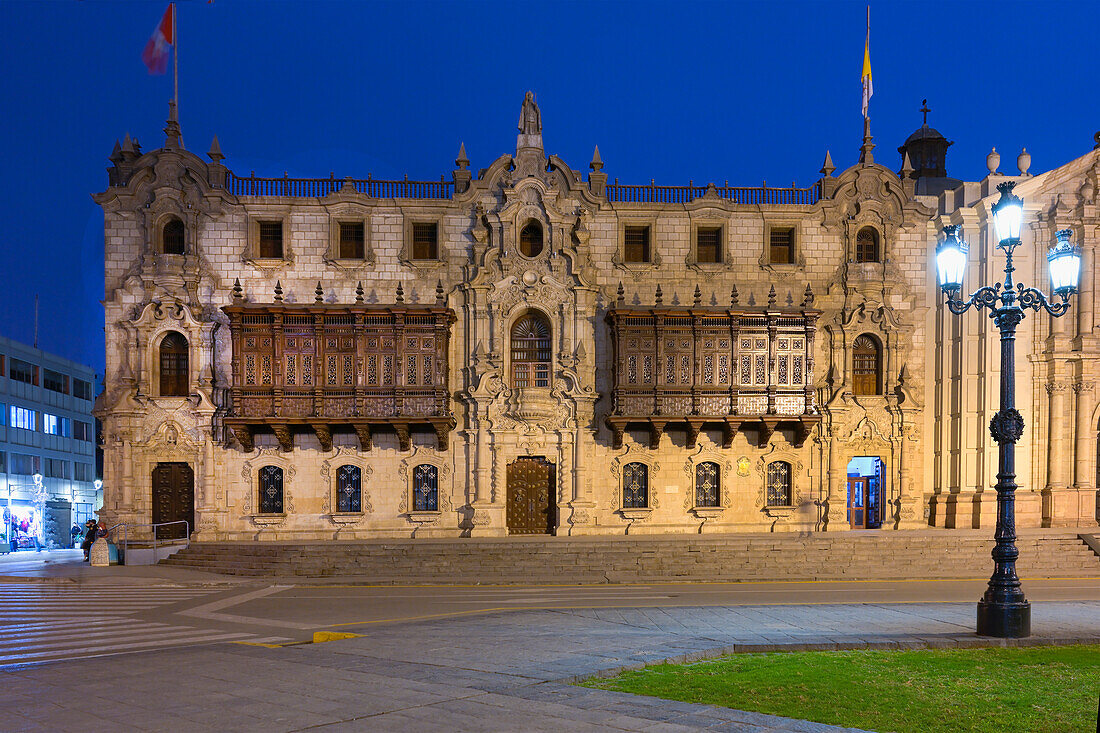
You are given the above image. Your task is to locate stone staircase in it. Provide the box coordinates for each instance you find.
[162,530,1100,583]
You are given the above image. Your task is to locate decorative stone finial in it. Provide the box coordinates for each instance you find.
[921,99,930,126]
[121,133,135,155]
[315,282,324,303]
[109,139,123,163]
[1094,131,1100,150]
[859,117,875,166]
[164,100,182,150]
[900,151,914,178]
[802,283,815,308]
[395,282,404,304]
[820,150,835,177]
[436,280,445,305]
[730,285,739,307]
[273,280,283,302]
[747,292,756,307]
[654,284,663,305]
[987,147,1001,175]
[767,285,777,307]
[590,145,603,172]
[455,142,469,170]
[1017,148,1031,176]
[616,281,625,305]
[207,135,224,163]
[786,290,794,307]
[355,281,364,303]
[693,285,702,306]
[231,278,243,301]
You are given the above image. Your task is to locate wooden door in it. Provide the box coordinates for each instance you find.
[152,462,194,539]
[506,457,555,534]
[847,477,867,529]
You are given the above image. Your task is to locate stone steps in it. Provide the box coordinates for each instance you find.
[162,531,1100,582]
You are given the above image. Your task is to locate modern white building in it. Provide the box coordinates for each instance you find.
[0,335,99,550]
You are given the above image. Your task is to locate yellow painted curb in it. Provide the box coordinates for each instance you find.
[312,631,363,644]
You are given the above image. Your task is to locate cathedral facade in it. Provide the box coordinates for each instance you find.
[92,95,1100,540]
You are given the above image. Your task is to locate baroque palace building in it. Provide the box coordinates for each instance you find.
[92,94,1100,540]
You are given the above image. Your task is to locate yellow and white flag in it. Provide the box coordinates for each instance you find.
[861,10,873,118]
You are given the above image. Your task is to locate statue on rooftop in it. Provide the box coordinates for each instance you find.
[518,91,541,135]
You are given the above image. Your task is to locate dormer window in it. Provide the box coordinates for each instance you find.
[163,218,185,255]
[519,220,543,257]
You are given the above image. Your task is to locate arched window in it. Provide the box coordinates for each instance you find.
[519,220,543,257]
[258,466,284,514]
[413,464,438,511]
[336,465,361,513]
[766,461,792,506]
[856,227,880,263]
[159,331,189,397]
[163,218,185,255]
[695,462,720,508]
[511,313,551,388]
[852,334,882,396]
[623,462,648,508]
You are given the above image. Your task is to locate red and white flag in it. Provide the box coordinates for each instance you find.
[142,4,175,75]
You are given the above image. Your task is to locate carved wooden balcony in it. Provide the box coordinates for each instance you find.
[605,304,821,449]
[222,301,455,452]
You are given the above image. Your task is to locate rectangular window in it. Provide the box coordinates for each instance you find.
[73,379,93,401]
[43,413,59,435]
[0,403,5,426]
[74,420,92,442]
[9,453,37,475]
[411,222,438,260]
[258,220,284,259]
[74,463,95,482]
[696,227,722,264]
[10,406,36,431]
[624,225,651,263]
[43,369,67,394]
[45,458,69,479]
[9,358,35,385]
[338,221,365,259]
[0,452,5,473]
[770,227,794,264]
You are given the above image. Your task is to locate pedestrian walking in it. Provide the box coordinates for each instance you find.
[80,520,97,562]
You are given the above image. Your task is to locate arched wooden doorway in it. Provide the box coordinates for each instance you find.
[152,462,194,539]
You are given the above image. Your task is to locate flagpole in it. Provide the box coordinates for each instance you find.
[173,2,179,113]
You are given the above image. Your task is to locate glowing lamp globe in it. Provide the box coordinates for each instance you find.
[991,181,1024,245]
[936,225,968,292]
[1048,229,1081,296]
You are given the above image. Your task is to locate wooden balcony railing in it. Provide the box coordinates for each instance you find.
[606,181,820,205]
[225,172,454,199]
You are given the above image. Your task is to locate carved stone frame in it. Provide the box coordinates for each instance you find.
[244,209,292,271]
[759,217,806,272]
[613,215,662,274]
[399,208,446,274]
[687,214,732,273]
[325,207,376,271]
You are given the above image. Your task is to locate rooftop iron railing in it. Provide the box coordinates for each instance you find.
[226,172,454,199]
[606,181,820,205]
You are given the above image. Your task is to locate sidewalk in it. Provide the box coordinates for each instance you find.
[0,549,251,586]
[3,599,1098,731]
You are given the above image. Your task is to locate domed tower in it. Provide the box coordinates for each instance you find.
[898,100,960,196]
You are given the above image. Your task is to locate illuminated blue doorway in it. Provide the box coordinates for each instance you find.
[847,456,884,529]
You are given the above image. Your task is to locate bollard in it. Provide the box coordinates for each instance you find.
[89,537,110,567]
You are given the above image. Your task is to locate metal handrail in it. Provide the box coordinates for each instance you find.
[100,520,190,564]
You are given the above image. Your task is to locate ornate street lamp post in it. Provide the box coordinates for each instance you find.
[936,181,1082,638]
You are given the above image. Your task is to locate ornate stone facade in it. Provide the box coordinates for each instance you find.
[92,96,1100,540]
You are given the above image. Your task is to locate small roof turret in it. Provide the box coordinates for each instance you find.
[897,99,960,197]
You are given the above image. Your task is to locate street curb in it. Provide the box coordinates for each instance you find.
[557,634,1100,684]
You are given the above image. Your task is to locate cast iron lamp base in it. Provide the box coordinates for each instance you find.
[977,600,1030,638]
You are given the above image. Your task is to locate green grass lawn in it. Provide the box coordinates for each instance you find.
[580,645,1100,733]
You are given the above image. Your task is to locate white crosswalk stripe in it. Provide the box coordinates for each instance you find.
[0,584,292,666]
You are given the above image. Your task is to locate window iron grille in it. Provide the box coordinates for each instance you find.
[623,462,648,508]
[336,464,362,513]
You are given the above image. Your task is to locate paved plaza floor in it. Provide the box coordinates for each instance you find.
[2,552,1099,731]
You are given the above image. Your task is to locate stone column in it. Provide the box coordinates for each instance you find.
[1046,381,1070,491]
[1072,381,1096,525]
[121,439,134,510]
[1077,246,1094,338]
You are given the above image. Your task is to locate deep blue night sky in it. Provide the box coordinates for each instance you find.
[2,0,1098,376]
